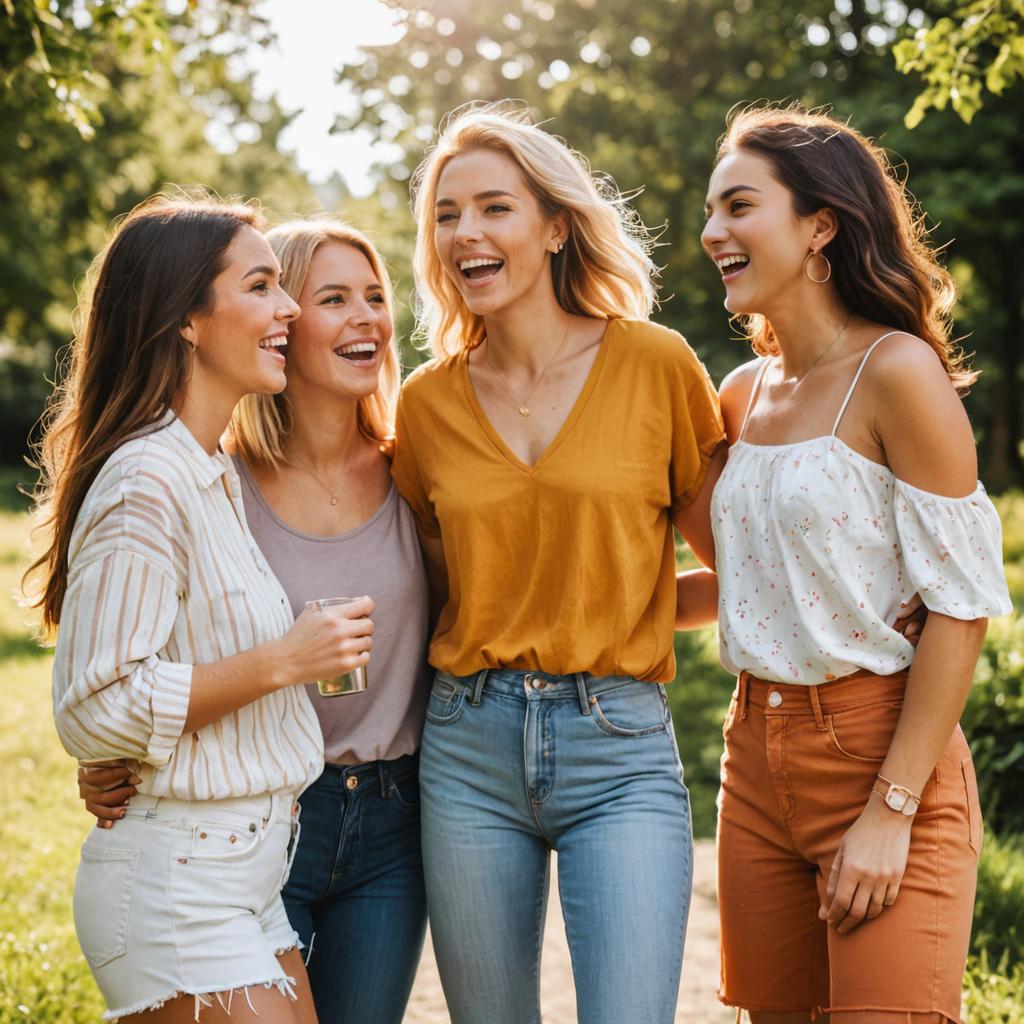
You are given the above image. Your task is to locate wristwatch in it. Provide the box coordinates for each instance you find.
[873,775,920,816]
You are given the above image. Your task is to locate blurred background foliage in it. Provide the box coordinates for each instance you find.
[1,0,1022,486]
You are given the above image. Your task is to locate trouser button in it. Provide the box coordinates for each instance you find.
[768,690,783,708]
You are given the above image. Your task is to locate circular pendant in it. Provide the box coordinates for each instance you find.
[518,406,530,417]
[330,496,339,506]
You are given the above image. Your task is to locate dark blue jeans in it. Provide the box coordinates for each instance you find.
[282,755,427,1024]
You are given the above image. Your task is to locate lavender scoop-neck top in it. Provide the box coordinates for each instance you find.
[234,454,431,765]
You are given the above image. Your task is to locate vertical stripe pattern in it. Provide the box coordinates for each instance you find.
[52,415,323,799]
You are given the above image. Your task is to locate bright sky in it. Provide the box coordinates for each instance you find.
[248,0,407,196]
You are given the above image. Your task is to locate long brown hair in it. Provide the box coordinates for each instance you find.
[232,219,400,465]
[26,193,263,636]
[716,104,974,390]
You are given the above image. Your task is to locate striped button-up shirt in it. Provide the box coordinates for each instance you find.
[52,415,324,800]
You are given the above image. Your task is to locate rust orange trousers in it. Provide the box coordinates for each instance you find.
[717,670,981,1022]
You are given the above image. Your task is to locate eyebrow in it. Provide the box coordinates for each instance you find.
[312,283,383,296]
[243,265,277,279]
[715,184,762,203]
[435,189,517,208]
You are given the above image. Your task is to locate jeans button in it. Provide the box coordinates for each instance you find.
[768,690,783,708]
[532,677,546,690]
[346,776,359,791]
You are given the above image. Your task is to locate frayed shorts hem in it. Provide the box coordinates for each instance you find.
[102,967,299,1020]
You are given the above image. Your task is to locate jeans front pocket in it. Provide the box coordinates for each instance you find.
[73,844,139,969]
[825,700,902,763]
[590,682,670,738]
[425,676,467,727]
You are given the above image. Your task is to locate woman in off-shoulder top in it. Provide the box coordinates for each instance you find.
[697,106,1012,1024]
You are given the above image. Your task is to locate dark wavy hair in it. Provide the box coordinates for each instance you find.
[716,104,973,390]
[26,192,263,635]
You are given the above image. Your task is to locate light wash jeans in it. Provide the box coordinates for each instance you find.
[420,669,693,1024]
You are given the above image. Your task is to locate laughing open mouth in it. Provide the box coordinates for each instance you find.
[458,257,504,281]
[715,255,750,277]
[259,337,288,359]
[334,340,378,363]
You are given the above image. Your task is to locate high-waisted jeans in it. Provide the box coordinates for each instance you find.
[281,755,426,1024]
[420,669,693,1024]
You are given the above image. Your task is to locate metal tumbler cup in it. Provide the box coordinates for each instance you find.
[305,597,369,697]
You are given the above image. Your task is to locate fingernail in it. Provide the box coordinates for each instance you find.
[129,774,142,784]
[118,808,127,818]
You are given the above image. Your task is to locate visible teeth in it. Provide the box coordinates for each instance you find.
[715,255,749,270]
[458,258,502,270]
[338,342,376,356]
[260,337,287,349]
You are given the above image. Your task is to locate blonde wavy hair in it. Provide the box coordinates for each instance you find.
[410,102,659,358]
[231,219,401,464]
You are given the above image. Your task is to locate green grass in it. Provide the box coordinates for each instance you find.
[0,511,107,1022]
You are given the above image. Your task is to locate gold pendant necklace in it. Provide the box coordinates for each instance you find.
[483,316,573,417]
[288,455,341,506]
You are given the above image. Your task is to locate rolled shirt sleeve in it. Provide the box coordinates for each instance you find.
[52,472,193,767]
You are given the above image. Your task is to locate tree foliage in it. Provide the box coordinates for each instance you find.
[336,0,1022,487]
[895,0,1024,127]
[0,0,317,456]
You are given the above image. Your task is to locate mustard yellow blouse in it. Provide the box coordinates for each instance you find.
[392,319,724,682]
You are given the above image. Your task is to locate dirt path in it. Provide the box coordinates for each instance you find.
[403,838,733,1023]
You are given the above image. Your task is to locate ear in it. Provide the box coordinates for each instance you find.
[809,207,838,251]
[180,316,198,350]
[547,210,570,254]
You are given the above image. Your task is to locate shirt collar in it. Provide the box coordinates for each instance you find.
[156,411,229,490]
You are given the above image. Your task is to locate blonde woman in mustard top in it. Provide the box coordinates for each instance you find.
[390,104,727,1024]
[702,107,1011,1023]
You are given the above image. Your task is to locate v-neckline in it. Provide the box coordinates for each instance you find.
[460,319,615,474]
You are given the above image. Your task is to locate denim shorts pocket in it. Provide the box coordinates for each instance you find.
[425,677,467,727]
[73,845,139,969]
[825,701,902,763]
[962,757,983,855]
[185,818,265,863]
[590,683,669,738]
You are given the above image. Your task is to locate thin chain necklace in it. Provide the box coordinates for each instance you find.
[784,313,852,385]
[483,316,573,417]
[287,452,343,506]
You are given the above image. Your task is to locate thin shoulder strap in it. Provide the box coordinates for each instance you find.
[831,331,904,436]
[738,358,772,440]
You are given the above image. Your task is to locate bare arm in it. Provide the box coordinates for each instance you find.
[822,336,989,933]
[183,597,374,732]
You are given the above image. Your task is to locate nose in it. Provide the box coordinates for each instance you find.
[276,287,301,321]
[701,209,728,252]
[454,209,482,246]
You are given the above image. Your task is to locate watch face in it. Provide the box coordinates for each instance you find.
[885,788,909,812]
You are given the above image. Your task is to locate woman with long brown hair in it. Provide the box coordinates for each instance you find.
[28,194,373,1022]
[702,106,1011,1023]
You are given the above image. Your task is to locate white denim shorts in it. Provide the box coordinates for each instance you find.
[73,790,301,1020]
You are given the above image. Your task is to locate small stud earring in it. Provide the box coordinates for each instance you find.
[557,241,565,253]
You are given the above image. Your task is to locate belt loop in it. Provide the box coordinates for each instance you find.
[575,673,591,715]
[739,672,750,720]
[809,685,826,731]
[470,669,488,707]
[377,762,388,798]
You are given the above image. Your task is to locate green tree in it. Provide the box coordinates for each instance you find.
[335,0,1022,487]
[894,0,1024,126]
[0,1,318,459]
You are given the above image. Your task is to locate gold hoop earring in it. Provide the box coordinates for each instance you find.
[803,250,831,284]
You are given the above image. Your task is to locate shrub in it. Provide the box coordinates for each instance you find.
[971,831,1024,968]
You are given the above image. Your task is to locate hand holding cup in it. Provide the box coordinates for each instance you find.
[280,595,374,690]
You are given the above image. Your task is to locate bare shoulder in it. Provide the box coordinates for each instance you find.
[719,357,763,442]
[860,332,977,493]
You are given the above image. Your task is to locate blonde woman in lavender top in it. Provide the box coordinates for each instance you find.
[694,107,1012,1023]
